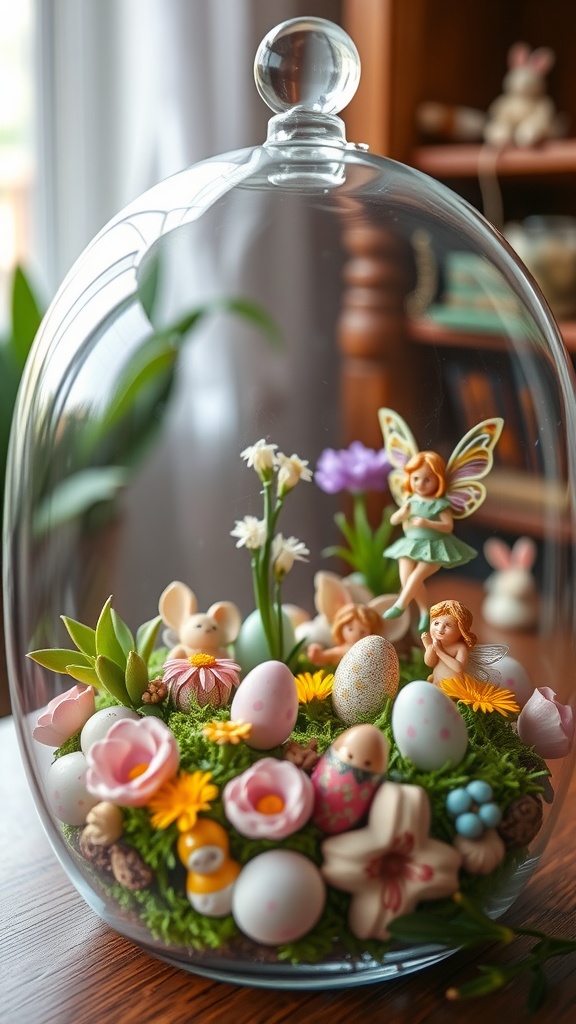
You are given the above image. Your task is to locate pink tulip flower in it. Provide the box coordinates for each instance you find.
[33,684,96,746]
[86,716,179,806]
[223,757,314,839]
[517,687,575,760]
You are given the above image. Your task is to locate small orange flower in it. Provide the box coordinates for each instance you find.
[148,770,218,831]
[294,670,334,704]
[439,674,520,717]
[202,719,253,745]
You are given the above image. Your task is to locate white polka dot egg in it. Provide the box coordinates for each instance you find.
[230,660,298,749]
[232,850,326,945]
[45,750,100,826]
[391,679,468,770]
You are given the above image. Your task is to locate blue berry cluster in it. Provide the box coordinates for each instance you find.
[446,780,502,839]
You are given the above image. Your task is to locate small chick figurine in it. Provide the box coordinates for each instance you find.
[311,724,388,834]
[177,819,241,917]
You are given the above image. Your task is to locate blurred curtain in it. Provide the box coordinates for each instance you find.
[34,0,342,294]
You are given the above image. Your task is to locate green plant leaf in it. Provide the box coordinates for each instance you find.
[527,966,548,1013]
[97,337,178,435]
[219,297,282,347]
[136,615,162,665]
[65,664,100,687]
[10,265,43,370]
[95,654,130,704]
[125,650,150,705]
[33,466,129,537]
[27,648,93,673]
[111,609,135,659]
[96,598,127,668]
[60,616,97,657]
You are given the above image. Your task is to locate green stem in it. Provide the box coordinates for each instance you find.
[274,577,284,658]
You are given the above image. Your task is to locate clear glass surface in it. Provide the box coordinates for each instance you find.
[4,17,576,990]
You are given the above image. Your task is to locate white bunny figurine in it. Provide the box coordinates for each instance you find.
[159,581,241,659]
[484,43,558,149]
[482,537,538,631]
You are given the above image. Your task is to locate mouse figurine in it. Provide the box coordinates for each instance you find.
[159,581,241,659]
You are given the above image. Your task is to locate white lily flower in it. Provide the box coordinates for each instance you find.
[231,516,267,550]
[240,439,278,476]
[276,452,313,494]
[272,533,310,576]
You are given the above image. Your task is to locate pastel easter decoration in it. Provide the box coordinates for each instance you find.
[158,580,242,660]
[230,660,298,750]
[391,679,468,770]
[311,724,388,834]
[234,608,296,674]
[177,819,241,917]
[332,634,399,726]
[45,751,100,826]
[223,758,314,839]
[487,655,534,709]
[231,850,326,945]
[80,705,141,754]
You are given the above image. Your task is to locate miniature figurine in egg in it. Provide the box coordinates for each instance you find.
[311,724,388,834]
[177,818,241,917]
[379,409,503,631]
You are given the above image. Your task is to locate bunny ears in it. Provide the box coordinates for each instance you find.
[483,536,537,572]
[507,42,555,75]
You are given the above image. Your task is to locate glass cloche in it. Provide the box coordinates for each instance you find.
[4,18,576,990]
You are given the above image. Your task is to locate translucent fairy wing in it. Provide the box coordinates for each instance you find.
[446,417,504,519]
[378,408,418,506]
[467,643,508,682]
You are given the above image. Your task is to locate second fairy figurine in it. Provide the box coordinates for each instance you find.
[379,408,503,631]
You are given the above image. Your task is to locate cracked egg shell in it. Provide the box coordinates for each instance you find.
[332,634,399,725]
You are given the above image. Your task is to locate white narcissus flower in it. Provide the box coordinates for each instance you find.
[276,452,313,494]
[240,439,278,476]
[272,533,310,576]
[231,516,266,550]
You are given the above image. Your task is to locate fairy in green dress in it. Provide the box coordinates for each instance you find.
[379,408,503,632]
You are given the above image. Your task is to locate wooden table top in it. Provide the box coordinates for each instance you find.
[1,709,576,1024]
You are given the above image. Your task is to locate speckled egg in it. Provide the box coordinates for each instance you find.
[487,656,534,708]
[232,850,326,945]
[230,660,298,749]
[392,679,468,770]
[332,634,399,725]
[46,751,100,825]
[80,705,140,754]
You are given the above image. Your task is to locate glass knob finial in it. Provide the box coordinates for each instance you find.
[254,17,360,116]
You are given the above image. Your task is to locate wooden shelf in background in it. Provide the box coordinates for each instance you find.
[409,317,576,355]
[412,139,576,178]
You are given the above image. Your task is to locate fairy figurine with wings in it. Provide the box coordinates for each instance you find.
[379,408,504,632]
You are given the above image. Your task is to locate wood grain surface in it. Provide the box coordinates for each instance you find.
[2,682,576,1023]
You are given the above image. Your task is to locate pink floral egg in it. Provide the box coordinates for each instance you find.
[391,679,468,770]
[230,661,298,749]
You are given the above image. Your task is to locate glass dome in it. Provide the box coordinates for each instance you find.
[4,17,576,990]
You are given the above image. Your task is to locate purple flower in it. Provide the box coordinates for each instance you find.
[315,442,391,495]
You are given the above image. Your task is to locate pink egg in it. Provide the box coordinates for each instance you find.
[232,850,325,945]
[487,656,534,708]
[230,661,298,749]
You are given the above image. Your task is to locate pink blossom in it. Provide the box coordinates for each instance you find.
[163,653,241,709]
[85,716,179,806]
[321,781,461,940]
[222,758,314,839]
[33,684,96,746]
[517,687,574,759]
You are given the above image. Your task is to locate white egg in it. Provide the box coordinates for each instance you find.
[230,660,298,749]
[46,751,100,825]
[487,656,533,708]
[80,706,140,754]
[232,850,326,945]
[332,634,399,726]
[392,679,469,770]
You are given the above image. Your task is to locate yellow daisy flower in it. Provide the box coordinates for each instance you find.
[294,670,334,704]
[202,719,253,745]
[439,674,520,717]
[148,770,218,831]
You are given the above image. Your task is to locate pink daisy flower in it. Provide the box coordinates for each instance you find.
[163,652,241,710]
